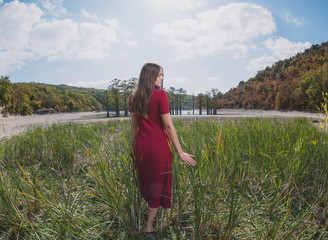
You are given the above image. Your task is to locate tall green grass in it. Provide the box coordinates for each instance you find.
[0,117,327,239]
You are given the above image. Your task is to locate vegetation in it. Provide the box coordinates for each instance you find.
[105,78,136,117]
[0,79,137,117]
[220,42,328,110]
[1,83,104,115]
[0,76,12,116]
[0,116,327,239]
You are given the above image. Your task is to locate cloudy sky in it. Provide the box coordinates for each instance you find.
[1,0,327,94]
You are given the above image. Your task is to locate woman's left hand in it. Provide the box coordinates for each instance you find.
[179,152,197,166]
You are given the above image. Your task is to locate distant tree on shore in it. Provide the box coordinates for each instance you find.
[0,76,12,116]
[105,78,136,117]
[106,79,121,117]
[121,78,136,117]
[196,93,204,115]
[177,88,187,115]
[167,86,176,115]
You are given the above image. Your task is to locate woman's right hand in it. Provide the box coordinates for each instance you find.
[179,152,197,166]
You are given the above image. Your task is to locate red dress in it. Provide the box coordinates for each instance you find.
[129,89,172,208]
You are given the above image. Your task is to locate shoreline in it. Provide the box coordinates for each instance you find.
[0,109,324,139]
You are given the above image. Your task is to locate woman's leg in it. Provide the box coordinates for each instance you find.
[146,207,158,232]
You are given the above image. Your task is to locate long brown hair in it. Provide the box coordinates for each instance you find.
[129,63,162,117]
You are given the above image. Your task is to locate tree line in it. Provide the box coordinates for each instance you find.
[104,78,223,117]
[0,76,223,117]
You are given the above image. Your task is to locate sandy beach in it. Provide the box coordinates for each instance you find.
[0,109,323,139]
[0,111,118,139]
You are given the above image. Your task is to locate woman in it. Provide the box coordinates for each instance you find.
[129,63,196,233]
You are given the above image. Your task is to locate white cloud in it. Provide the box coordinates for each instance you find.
[285,12,301,25]
[226,43,248,58]
[263,37,311,59]
[82,8,98,22]
[0,0,3,5]
[146,0,205,11]
[246,37,311,71]
[208,76,220,82]
[68,79,110,89]
[246,55,276,71]
[206,76,231,93]
[164,77,193,93]
[0,1,42,73]
[41,0,66,15]
[31,19,118,61]
[0,1,118,74]
[121,30,139,46]
[153,2,276,59]
[0,1,42,50]
[166,77,192,84]
[123,39,138,46]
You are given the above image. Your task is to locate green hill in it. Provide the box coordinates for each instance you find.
[8,83,105,115]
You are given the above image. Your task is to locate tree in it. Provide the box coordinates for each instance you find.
[300,64,328,109]
[167,87,176,115]
[192,92,195,115]
[0,76,12,116]
[120,78,136,117]
[177,88,187,115]
[13,91,33,116]
[107,79,121,117]
[104,90,111,117]
[211,88,220,115]
[205,91,211,115]
[196,93,204,115]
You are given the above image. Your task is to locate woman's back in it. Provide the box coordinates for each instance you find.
[134,88,169,138]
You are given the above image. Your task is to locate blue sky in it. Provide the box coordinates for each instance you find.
[1,0,327,94]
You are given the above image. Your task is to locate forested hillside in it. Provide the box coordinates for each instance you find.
[3,82,105,115]
[219,41,328,110]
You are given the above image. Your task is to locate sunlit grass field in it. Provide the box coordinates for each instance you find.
[0,117,327,239]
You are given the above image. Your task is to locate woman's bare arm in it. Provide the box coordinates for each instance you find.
[161,113,196,166]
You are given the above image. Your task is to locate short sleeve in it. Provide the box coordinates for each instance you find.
[158,90,170,114]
